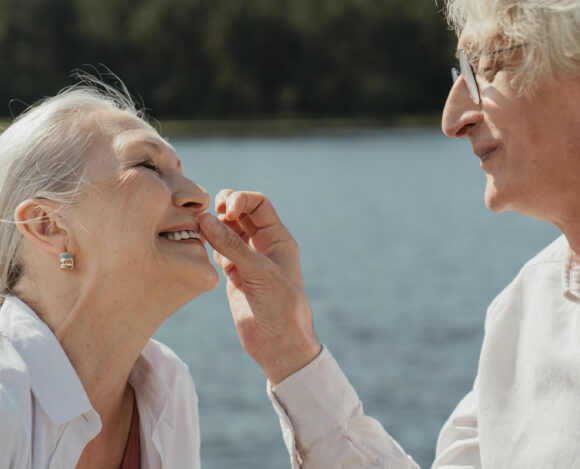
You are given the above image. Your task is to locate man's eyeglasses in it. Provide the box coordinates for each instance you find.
[451,49,480,104]
[451,45,526,105]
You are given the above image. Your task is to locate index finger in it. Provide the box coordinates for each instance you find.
[199,212,268,277]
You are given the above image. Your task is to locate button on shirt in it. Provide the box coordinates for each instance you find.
[269,235,580,468]
[0,296,201,469]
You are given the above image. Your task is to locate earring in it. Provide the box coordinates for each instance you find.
[60,253,74,270]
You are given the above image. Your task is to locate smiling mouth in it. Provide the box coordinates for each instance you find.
[160,230,202,242]
[478,149,498,167]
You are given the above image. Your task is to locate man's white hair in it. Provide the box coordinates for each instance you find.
[444,0,580,93]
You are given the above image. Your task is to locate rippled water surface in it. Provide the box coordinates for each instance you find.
[153,128,559,468]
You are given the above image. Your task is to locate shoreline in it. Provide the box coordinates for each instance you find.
[0,113,442,137]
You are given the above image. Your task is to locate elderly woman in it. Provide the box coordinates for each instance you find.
[0,79,219,468]
[200,0,580,467]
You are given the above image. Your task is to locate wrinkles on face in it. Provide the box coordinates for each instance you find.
[445,25,580,224]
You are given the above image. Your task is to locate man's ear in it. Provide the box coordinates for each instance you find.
[14,199,70,255]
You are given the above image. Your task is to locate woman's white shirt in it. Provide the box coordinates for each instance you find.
[0,296,200,469]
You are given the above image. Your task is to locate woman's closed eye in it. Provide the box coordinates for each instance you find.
[138,160,161,173]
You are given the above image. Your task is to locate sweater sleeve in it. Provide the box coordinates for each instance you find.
[269,347,483,469]
[268,346,420,469]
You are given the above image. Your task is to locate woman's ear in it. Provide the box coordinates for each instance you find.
[14,199,70,255]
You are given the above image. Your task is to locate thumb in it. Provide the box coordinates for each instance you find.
[200,213,264,277]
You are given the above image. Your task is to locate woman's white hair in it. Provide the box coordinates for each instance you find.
[444,0,580,92]
[0,73,143,303]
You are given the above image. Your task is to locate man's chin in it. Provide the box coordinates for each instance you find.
[484,185,509,213]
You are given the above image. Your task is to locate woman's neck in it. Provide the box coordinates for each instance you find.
[14,277,164,414]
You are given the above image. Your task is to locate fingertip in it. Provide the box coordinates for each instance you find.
[213,250,235,272]
[215,189,234,211]
[215,200,226,214]
[225,198,236,220]
[223,260,236,274]
[225,191,245,220]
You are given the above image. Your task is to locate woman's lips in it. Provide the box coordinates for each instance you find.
[160,230,202,242]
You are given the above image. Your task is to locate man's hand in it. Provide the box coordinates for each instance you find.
[200,190,321,385]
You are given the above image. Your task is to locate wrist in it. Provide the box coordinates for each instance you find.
[263,337,322,386]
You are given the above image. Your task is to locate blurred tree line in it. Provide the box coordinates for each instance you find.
[0,0,456,119]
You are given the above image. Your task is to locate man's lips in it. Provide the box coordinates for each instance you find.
[474,144,499,163]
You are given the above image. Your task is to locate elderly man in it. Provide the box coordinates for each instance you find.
[200,0,580,467]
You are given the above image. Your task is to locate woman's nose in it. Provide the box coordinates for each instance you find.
[441,76,483,138]
[172,176,211,213]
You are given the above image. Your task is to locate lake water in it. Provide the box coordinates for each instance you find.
[153,128,560,468]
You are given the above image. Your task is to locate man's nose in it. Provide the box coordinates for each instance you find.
[441,75,483,138]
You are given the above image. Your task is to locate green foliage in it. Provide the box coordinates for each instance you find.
[0,0,456,119]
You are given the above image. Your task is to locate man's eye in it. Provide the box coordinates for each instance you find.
[477,63,501,81]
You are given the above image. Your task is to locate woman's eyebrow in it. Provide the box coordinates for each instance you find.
[127,137,168,158]
[139,138,183,170]
[139,138,165,153]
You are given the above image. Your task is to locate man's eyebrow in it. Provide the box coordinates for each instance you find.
[456,43,526,61]
[487,44,526,56]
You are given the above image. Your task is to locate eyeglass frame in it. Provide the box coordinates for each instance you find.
[451,44,526,105]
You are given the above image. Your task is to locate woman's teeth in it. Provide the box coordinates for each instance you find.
[162,230,201,241]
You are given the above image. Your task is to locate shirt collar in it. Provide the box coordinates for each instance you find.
[0,295,174,452]
[0,296,93,426]
[563,243,580,304]
[130,343,170,427]
[129,341,173,466]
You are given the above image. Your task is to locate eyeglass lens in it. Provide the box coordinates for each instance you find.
[450,49,480,105]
